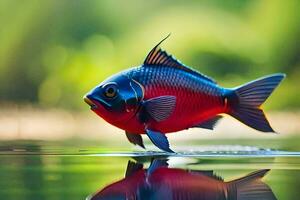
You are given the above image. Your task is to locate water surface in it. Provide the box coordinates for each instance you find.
[1,141,300,200]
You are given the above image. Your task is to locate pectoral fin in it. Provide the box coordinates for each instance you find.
[146,129,174,153]
[143,95,176,122]
[193,115,223,130]
[125,131,145,149]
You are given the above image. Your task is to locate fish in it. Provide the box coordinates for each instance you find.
[87,159,277,200]
[83,35,286,152]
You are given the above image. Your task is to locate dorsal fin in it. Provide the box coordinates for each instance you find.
[143,35,216,84]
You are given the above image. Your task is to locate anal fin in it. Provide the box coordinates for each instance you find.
[188,170,224,181]
[193,115,223,130]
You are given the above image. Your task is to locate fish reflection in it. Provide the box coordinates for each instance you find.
[87,159,277,200]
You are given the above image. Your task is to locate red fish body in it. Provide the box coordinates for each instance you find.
[84,36,285,152]
[115,66,224,134]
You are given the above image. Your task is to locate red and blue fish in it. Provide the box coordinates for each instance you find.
[87,159,276,200]
[84,35,285,152]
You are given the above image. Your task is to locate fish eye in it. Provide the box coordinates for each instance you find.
[103,83,118,98]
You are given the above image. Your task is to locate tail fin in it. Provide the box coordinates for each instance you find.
[226,73,285,132]
[227,169,277,200]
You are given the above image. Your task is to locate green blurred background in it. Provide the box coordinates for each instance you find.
[1,0,300,110]
[1,2,300,200]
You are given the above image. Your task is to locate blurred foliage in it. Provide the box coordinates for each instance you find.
[0,0,300,110]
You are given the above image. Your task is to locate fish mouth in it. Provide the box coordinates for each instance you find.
[83,96,98,109]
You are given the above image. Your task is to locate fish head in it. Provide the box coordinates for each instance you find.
[87,183,133,200]
[87,169,146,200]
[84,72,144,124]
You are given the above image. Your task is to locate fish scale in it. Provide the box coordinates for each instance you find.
[126,65,225,133]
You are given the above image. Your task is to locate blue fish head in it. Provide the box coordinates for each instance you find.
[84,72,144,123]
